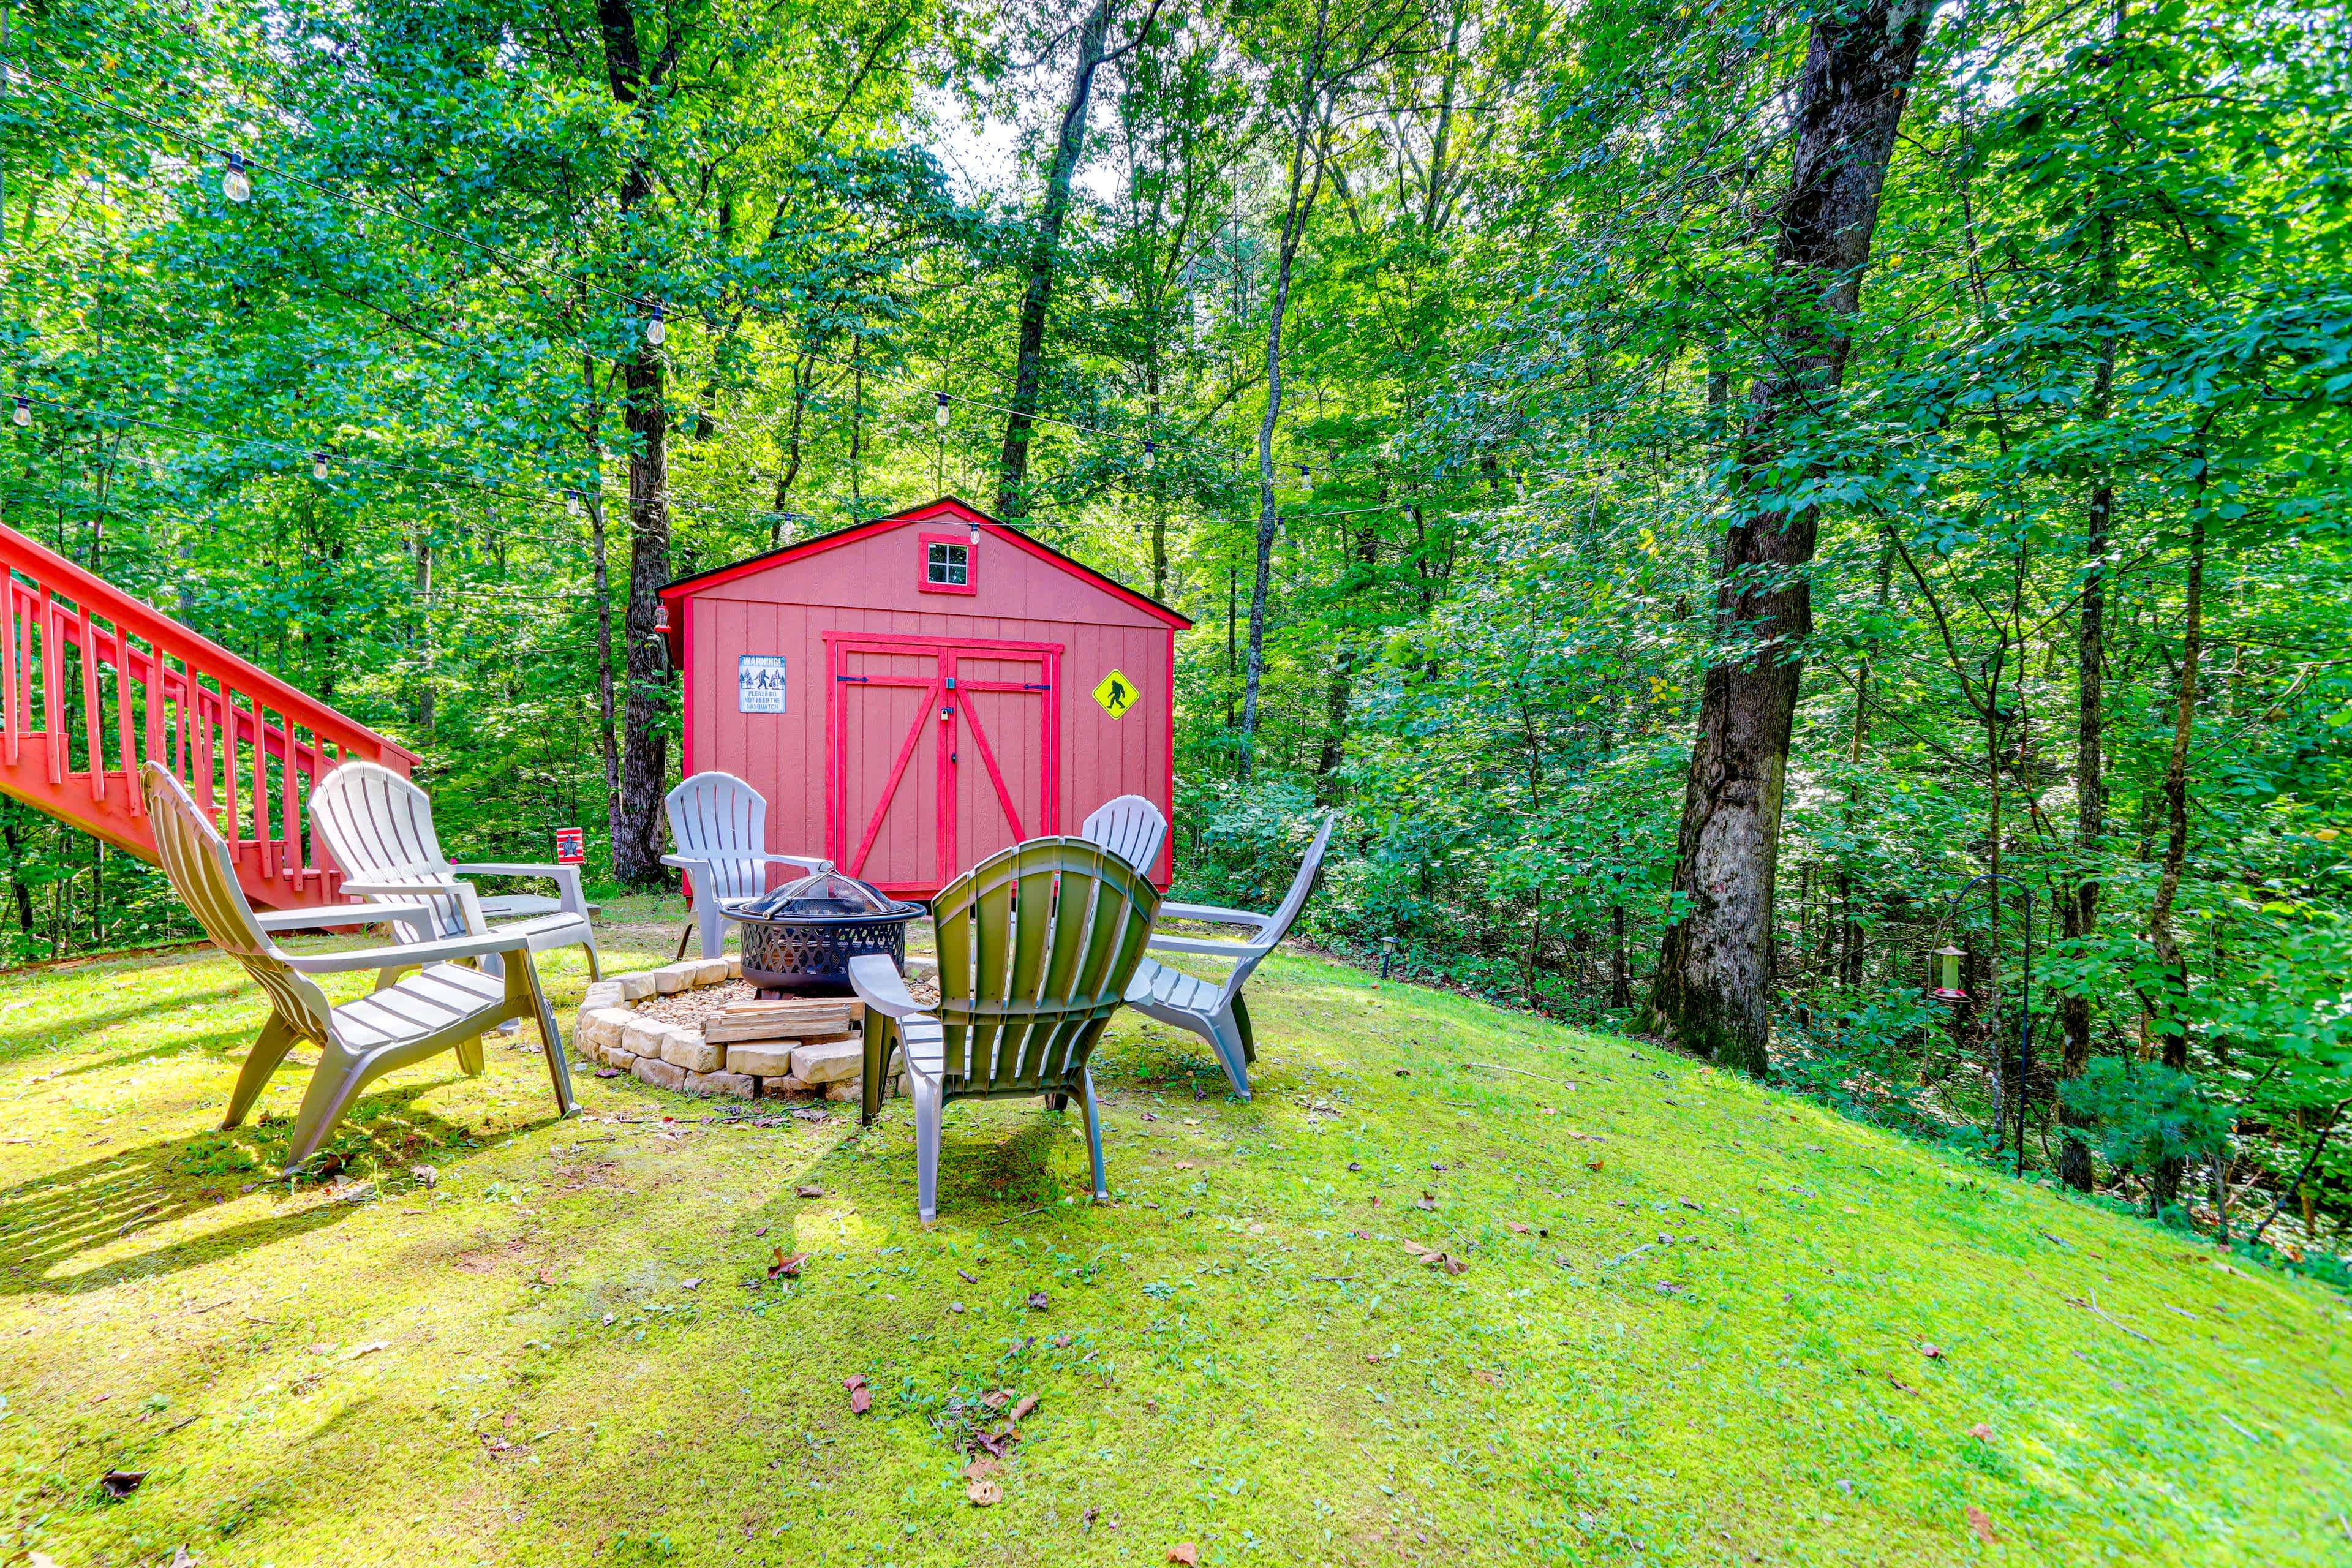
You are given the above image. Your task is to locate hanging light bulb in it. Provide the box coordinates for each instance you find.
[222,151,251,203]
[1515,473,1528,501]
[1297,463,1311,480]
[311,450,330,481]
[1144,439,1158,469]
[644,301,666,347]
[11,396,29,428]
[935,391,951,429]
[565,488,582,518]
[968,516,980,547]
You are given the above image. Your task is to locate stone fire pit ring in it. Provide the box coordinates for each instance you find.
[569,957,918,1102]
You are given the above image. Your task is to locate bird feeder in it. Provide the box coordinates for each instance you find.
[1929,944,1969,1003]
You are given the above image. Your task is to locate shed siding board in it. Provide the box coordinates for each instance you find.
[674,505,1177,898]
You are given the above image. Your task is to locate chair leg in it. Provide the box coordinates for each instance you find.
[454,1035,487,1076]
[910,1073,943,1224]
[1231,993,1257,1065]
[1204,1007,1252,1099]
[223,1014,298,1129]
[513,952,576,1118]
[1046,1091,1069,1112]
[283,1044,371,1170]
[1079,1068,1108,1202]
[862,1017,897,1126]
[582,940,601,982]
[674,920,695,963]
[696,895,726,962]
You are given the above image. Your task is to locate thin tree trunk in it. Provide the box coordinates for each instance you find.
[579,355,622,862]
[1646,0,1932,1074]
[2146,512,2205,1207]
[1611,902,1631,1009]
[2060,217,2116,1193]
[599,0,676,886]
[413,533,435,739]
[771,350,814,544]
[997,0,1125,519]
[1241,0,1335,781]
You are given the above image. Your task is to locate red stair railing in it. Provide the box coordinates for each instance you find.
[1,520,417,909]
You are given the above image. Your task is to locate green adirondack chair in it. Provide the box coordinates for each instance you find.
[851,837,1161,1223]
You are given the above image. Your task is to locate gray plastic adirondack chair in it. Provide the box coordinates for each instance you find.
[142,763,575,1170]
[310,760,599,986]
[1123,810,1336,1099]
[663,771,832,960]
[850,837,1161,1223]
[1079,793,1167,876]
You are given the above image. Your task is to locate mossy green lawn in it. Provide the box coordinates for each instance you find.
[2,924,2346,1567]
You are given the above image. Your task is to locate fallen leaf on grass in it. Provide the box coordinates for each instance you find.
[769,1250,807,1280]
[965,1457,1001,1481]
[1917,1342,1945,1360]
[593,1066,622,1079]
[1010,1394,1039,1423]
[968,1479,1003,1507]
[959,1268,979,1284]
[982,1389,1013,1410]
[797,1184,825,1198]
[1967,1423,1994,1441]
[1169,1546,1199,1566]
[1966,1506,1999,1545]
[1889,1378,1922,1397]
[98,1469,146,1499]
[1415,1193,1438,1211]
[342,1340,390,1360]
[1506,1222,1529,1234]
[677,1278,701,1292]
[1473,1369,1501,1387]
[1586,1158,1604,1172]
[1026,1291,1050,1311]
[1174,1162,1195,1170]
[844,1374,871,1415]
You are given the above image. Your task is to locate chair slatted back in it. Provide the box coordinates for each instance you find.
[932,838,1160,1095]
[311,761,467,937]
[1218,810,1338,1003]
[143,763,335,1044]
[1079,794,1167,876]
[666,771,772,903]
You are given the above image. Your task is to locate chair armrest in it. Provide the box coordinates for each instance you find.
[281,927,530,974]
[337,876,467,897]
[753,852,834,872]
[1157,902,1270,931]
[455,862,587,918]
[848,954,929,1021]
[659,855,709,872]
[1147,933,1264,957]
[254,902,435,932]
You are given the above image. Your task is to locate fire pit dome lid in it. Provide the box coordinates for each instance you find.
[738,870,916,922]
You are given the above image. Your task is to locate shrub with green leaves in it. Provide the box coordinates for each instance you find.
[2059,1059,2232,1185]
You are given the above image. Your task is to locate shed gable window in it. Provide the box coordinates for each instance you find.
[918,532,977,594]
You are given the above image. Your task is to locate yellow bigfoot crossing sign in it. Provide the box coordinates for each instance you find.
[1091,669,1138,718]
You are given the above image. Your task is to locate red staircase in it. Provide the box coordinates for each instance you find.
[1,521,417,910]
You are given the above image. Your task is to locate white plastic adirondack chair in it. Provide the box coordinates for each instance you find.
[1079,793,1167,876]
[142,763,575,1170]
[663,771,831,960]
[1123,810,1337,1099]
[310,761,600,984]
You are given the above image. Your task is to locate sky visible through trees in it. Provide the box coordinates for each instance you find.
[2,0,2349,1267]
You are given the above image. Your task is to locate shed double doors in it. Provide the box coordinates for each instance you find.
[825,635,1061,895]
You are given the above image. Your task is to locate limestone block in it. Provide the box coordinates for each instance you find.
[660,1030,724,1074]
[791,1038,864,1086]
[579,1008,635,1051]
[824,1082,861,1102]
[621,1017,671,1059]
[616,971,658,1001]
[652,962,700,995]
[723,1044,797,1077]
[692,958,732,987]
[632,1055,687,1091]
[603,1044,637,1070]
[581,981,625,1011]
[685,1069,756,1098]
[725,956,742,979]
[761,1075,815,1098]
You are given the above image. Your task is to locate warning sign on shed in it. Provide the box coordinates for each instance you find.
[738,655,788,714]
[1092,669,1138,719]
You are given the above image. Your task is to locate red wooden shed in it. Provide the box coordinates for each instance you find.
[659,496,1189,899]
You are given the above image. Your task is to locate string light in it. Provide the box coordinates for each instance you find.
[312,450,330,480]
[222,150,250,203]
[1144,439,1157,469]
[643,302,665,347]
[935,392,949,429]
[11,396,28,428]
[1297,464,1311,480]
[565,488,582,517]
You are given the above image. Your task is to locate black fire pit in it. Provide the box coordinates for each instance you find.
[726,871,922,994]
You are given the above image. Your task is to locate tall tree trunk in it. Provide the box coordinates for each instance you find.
[2059,220,2116,1193]
[1645,0,1932,1074]
[413,532,435,739]
[997,0,1121,519]
[600,0,676,886]
[2146,512,2205,1208]
[578,355,623,864]
[771,350,814,544]
[1,810,33,940]
[1240,0,1334,782]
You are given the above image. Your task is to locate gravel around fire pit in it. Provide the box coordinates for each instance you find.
[634,980,756,1027]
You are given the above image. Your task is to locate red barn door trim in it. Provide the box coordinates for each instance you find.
[823,631,1062,894]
